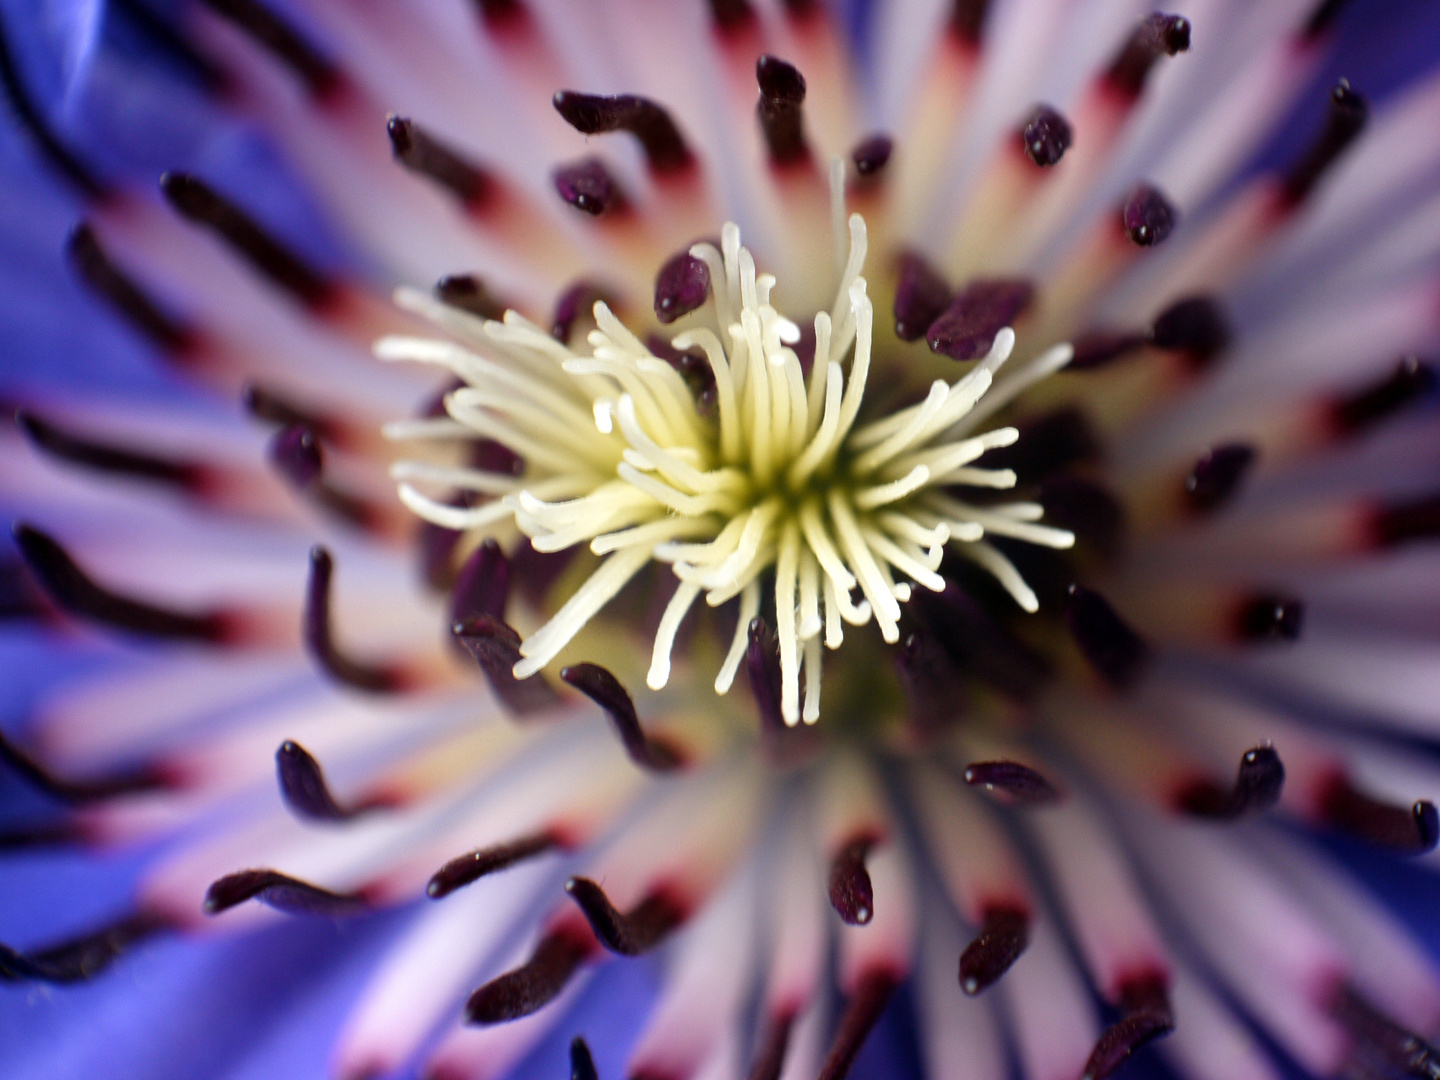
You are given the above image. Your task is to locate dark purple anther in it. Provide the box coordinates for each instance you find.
[1330,356,1436,435]
[203,868,368,917]
[851,134,894,177]
[648,335,717,410]
[911,582,1052,701]
[1122,184,1176,246]
[553,158,625,216]
[1330,983,1440,1079]
[896,630,968,736]
[472,0,527,31]
[387,116,495,209]
[1150,296,1230,367]
[1021,105,1072,167]
[1083,975,1175,1080]
[964,760,1062,804]
[1104,13,1191,101]
[1039,475,1125,558]
[268,424,322,488]
[436,274,509,320]
[1068,330,1148,370]
[453,614,561,715]
[708,0,756,32]
[756,55,809,166]
[1177,744,1285,819]
[13,522,229,642]
[570,1037,599,1080]
[199,0,340,99]
[980,407,1099,481]
[1280,80,1367,208]
[747,616,786,734]
[564,878,684,956]
[893,251,952,342]
[160,172,337,309]
[959,906,1030,995]
[553,91,694,175]
[828,837,876,925]
[552,280,615,342]
[1184,443,1255,513]
[927,279,1033,360]
[0,911,168,984]
[560,663,684,771]
[275,739,369,822]
[450,538,511,626]
[67,225,194,354]
[1236,595,1304,642]
[466,928,593,1023]
[18,411,202,490]
[305,546,404,693]
[1318,775,1439,854]
[1371,492,1440,548]
[428,832,558,898]
[0,726,167,804]
[1301,0,1355,41]
[1064,583,1151,690]
[949,0,992,45]
[654,250,711,323]
[817,970,900,1080]
[244,385,335,439]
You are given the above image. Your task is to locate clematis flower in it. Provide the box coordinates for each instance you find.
[5,1,1440,1079]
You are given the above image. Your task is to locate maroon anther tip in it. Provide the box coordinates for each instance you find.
[1064,584,1150,690]
[453,614,561,715]
[570,1038,599,1080]
[553,158,624,216]
[13,522,230,642]
[553,92,694,175]
[560,663,683,772]
[553,281,616,342]
[756,56,810,167]
[1068,330,1147,371]
[1122,184,1176,247]
[387,116,495,209]
[1184,443,1255,513]
[465,928,592,1023]
[817,970,900,1080]
[851,134,893,177]
[1177,745,1285,819]
[1150,296,1230,367]
[244,386,336,441]
[959,906,1030,995]
[472,0,527,32]
[1330,356,1436,435]
[964,760,1062,805]
[1235,595,1304,643]
[1318,775,1439,854]
[708,0,756,33]
[893,252,951,342]
[1280,80,1367,208]
[450,538,511,626]
[275,740,372,822]
[18,411,202,490]
[649,335,717,411]
[927,279,1033,361]
[748,1012,797,1080]
[563,878,684,956]
[1371,492,1440,549]
[427,832,558,898]
[436,274,509,321]
[305,546,406,694]
[654,250,711,324]
[0,727,167,804]
[66,225,194,354]
[199,0,341,99]
[828,837,876,925]
[202,868,368,917]
[745,617,783,732]
[949,0,992,45]
[1082,975,1174,1080]
[0,911,168,984]
[1021,105,1072,167]
[1104,13,1191,101]
[268,424,322,488]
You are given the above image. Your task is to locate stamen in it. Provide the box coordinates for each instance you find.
[0,912,167,984]
[1331,985,1440,1079]
[1279,80,1367,208]
[926,280,1033,361]
[0,727,168,803]
[707,0,757,35]
[1068,330,1147,371]
[911,583,1051,701]
[243,385,339,441]
[198,0,341,99]
[654,250,711,324]
[1063,584,1151,690]
[451,539,511,624]
[1329,356,1435,436]
[1301,0,1356,41]
[980,408,1099,482]
[949,0,992,45]
[67,225,195,355]
[160,173,337,309]
[563,878,684,955]
[275,740,378,822]
[1184,443,1256,513]
[1369,492,1440,548]
[14,523,232,642]
[465,927,594,1023]
[552,92,694,175]
[427,832,559,898]
[305,546,408,693]
[748,1012,796,1080]
[755,56,810,167]
[268,423,322,487]
[851,135,893,177]
[453,614,561,715]
[552,158,626,216]
[895,629,968,737]
[827,836,875,925]
[959,905,1029,995]
[436,274,509,321]
[570,1037,599,1080]
[1149,296,1230,368]
[560,663,684,772]
[1317,774,1439,854]
[18,411,203,489]
[893,252,952,342]
[1038,475,1125,558]
[553,281,616,341]
[1234,595,1304,642]
[816,970,899,1080]
[963,760,1062,804]
[1103,13,1191,101]
[202,868,368,917]
[471,0,527,32]
[1121,184,1177,247]
[1082,974,1175,1080]
[387,116,495,210]
[1176,745,1286,819]
[1020,105,1072,168]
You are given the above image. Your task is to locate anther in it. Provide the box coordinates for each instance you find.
[553,92,694,175]
[1318,775,1439,854]
[1329,356,1435,436]
[465,928,594,1023]
[828,837,876,925]
[1184,443,1256,513]
[748,1013,796,1080]
[427,833,558,899]
[1301,0,1355,41]
[18,411,204,490]
[1176,745,1286,819]
[451,538,511,625]
[755,56,810,167]
[198,0,341,99]
[436,274,509,321]
[0,912,167,984]
[203,868,369,917]
[553,281,616,342]
[1150,296,1230,368]
[563,878,685,956]
[648,336,717,410]
[243,385,336,440]
[0,727,169,803]
[570,1037,599,1080]
[471,0,528,33]
[1068,330,1148,371]
[553,158,626,216]
[1020,105,1072,168]
[67,225,194,355]
[1103,13,1191,101]
[959,905,1030,995]
[746,616,786,734]
[1082,975,1175,1080]
[305,546,407,693]
[851,134,894,177]
[1122,184,1177,247]
[896,629,968,736]
[14,522,231,642]
[1234,595,1304,642]
[654,250,711,324]
[1039,475,1125,558]
[949,0,992,45]
[1279,80,1367,208]
[980,407,1100,481]
[1330,984,1440,1080]
[964,760,1062,804]
[560,663,684,772]
[387,116,496,210]
[893,252,952,342]
[817,970,900,1080]
[1064,584,1151,690]
[926,279,1033,361]
[453,614,561,715]
[268,424,322,488]
[160,173,337,309]
[276,740,379,822]
[911,583,1051,701]
[1369,492,1440,548]
[707,0,757,35]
